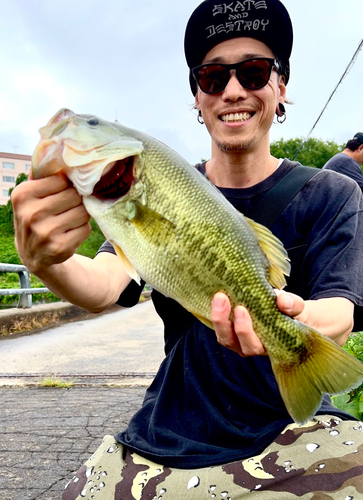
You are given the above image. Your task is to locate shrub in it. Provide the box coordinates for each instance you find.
[332,332,363,419]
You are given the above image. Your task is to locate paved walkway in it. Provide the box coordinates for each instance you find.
[0,386,146,500]
[0,300,164,499]
[0,300,164,384]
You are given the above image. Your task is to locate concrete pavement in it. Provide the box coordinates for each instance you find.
[0,300,164,499]
[0,386,146,500]
[0,300,165,385]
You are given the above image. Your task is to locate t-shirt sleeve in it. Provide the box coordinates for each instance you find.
[304,176,363,306]
[96,240,117,256]
[275,169,363,330]
[324,154,363,189]
[96,240,145,307]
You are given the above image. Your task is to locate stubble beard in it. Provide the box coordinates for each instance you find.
[204,119,256,153]
[215,138,254,153]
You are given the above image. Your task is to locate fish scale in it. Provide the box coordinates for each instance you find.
[134,139,268,317]
[31,108,363,424]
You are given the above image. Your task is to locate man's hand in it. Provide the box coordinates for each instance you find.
[12,174,91,276]
[211,291,304,357]
[11,172,134,313]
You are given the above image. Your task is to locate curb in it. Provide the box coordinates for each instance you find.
[0,292,152,337]
[0,301,94,337]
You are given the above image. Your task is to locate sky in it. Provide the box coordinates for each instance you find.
[0,0,362,165]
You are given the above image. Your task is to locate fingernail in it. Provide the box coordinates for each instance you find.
[281,293,294,311]
[212,294,226,310]
[234,306,245,322]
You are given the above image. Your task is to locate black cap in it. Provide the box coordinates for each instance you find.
[184,0,293,95]
[353,132,363,144]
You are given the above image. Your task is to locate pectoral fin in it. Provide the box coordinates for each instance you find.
[246,217,290,289]
[130,202,176,243]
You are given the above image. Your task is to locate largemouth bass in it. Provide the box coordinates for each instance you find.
[32,108,363,424]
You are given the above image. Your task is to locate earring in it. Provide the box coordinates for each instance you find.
[276,103,286,124]
[197,110,204,125]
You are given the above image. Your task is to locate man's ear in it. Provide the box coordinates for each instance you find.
[278,75,287,102]
[195,91,201,111]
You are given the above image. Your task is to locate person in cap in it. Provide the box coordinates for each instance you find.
[11,1,363,498]
[323,132,363,191]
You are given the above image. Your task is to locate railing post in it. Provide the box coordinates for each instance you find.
[0,263,49,309]
[17,269,32,308]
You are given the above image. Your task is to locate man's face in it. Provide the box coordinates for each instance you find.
[195,37,286,154]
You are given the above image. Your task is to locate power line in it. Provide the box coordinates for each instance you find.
[293,38,363,160]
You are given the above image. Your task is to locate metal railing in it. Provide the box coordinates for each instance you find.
[0,263,50,308]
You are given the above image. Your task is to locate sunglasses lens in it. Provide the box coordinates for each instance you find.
[237,59,272,89]
[195,65,230,94]
[193,59,274,94]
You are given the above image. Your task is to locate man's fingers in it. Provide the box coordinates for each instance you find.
[211,293,242,354]
[12,173,91,274]
[275,290,304,318]
[211,293,230,320]
[24,173,71,197]
[233,306,267,357]
[211,293,266,357]
[211,291,306,358]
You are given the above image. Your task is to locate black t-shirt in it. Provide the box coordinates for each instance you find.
[323,152,363,190]
[98,160,363,468]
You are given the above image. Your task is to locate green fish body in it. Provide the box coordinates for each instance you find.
[32,109,363,424]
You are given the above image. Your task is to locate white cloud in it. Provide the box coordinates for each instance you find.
[0,0,362,162]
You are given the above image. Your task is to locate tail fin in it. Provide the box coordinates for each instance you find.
[270,326,363,425]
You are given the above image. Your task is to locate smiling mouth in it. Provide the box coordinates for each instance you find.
[92,156,134,200]
[220,112,253,123]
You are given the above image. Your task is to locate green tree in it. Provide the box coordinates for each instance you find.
[0,197,16,236]
[270,137,344,169]
[0,173,29,235]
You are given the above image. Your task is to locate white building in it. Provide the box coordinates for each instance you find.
[0,152,31,204]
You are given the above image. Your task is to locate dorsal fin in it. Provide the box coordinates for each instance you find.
[245,217,290,289]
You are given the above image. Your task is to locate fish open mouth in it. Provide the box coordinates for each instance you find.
[92,156,134,200]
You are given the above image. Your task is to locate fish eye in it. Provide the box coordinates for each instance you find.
[87,117,99,126]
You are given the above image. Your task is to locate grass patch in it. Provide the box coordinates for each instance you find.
[39,377,74,388]
[0,312,60,336]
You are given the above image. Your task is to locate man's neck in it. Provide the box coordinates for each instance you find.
[205,146,280,188]
[343,148,362,165]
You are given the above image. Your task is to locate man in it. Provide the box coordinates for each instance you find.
[12,0,363,498]
[323,132,363,190]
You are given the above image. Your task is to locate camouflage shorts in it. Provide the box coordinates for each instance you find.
[62,415,363,500]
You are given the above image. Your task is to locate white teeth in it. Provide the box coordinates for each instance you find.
[221,112,251,122]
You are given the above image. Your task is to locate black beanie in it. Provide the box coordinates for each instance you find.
[184,0,293,95]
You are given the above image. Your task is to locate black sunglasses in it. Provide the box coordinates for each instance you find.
[192,58,280,95]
